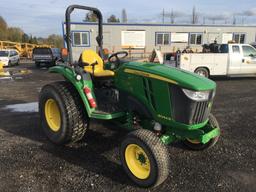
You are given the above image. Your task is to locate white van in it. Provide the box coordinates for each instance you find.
[0,49,20,67]
[176,44,256,78]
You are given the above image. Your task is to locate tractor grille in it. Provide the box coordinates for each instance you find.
[192,101,209,124]
[170,85,212,125]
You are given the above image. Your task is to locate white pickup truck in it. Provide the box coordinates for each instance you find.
[176,44,256,78]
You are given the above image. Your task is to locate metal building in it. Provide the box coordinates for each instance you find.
[63,22,256,61]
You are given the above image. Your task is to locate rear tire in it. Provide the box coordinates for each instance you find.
[183,114,220,150]
[194,67,209,78]
[120,129,170,188]
[39,81,89,145]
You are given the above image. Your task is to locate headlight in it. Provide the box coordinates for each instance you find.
[182,88,210,101]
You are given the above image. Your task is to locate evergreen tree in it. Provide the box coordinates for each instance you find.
[84,11,98,22]
[107,15,120,23]
[0,16,8,40]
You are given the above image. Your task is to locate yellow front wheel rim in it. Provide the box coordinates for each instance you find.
[125,144,150,179]
[45,99,61,132]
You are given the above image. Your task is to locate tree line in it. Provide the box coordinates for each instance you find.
[0,16,63,48]
[84,9,128,23]
[84,7,254,25]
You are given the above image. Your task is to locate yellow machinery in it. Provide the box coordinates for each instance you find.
[0,62,3,71]
[0,62,10,76]
[0,41,52,58]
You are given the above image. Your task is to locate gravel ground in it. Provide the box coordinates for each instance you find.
[0,63,255,192]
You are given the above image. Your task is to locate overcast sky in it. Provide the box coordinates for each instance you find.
[0,0,256,37]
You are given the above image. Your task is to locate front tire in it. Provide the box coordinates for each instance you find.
[39,81,88,145]
[183,114,220,150]
[120,129,170,188]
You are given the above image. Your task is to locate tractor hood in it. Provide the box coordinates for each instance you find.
[122,62,216,91]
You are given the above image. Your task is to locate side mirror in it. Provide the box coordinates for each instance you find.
[61,48,68,62]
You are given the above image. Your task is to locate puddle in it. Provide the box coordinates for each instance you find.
[15,77,23,80]
[0,68,32,80]
[3,102,38,112]
[0,76,13,80]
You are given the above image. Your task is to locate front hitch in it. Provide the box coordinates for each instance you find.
[160,123,220,145]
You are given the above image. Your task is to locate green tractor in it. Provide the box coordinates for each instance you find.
[39,5,220,188]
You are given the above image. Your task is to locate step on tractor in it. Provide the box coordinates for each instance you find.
[39,5,221,188]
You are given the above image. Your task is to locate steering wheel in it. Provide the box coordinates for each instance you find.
[108,51,128,69]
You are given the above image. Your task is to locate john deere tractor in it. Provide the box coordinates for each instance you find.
[39,5,220,188]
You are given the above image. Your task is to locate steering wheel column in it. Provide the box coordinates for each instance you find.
[108,51,128,69]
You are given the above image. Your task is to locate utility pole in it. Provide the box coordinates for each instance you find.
[162,8,165,24]
[233,15,236,25]
[121,9,128,23]
[241,17,246,25]
[192,6,198,24]
[170,9,175,24]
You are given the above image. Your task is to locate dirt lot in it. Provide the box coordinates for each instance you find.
[0,62,255,192]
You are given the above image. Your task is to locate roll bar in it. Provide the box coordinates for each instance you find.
[65,5,103,63]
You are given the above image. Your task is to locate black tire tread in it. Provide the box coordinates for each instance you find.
[206,113,220,147]
[40,81,88,144]
[122,129,170,187]
[183,113,220,150]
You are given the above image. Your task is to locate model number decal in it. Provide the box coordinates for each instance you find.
[157,114,172,121]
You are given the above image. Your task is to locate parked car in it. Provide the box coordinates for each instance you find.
[32,48,61,68]
[0,49,20,67]
[176,43,256,78]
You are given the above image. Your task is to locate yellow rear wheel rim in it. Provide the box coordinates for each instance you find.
[45,99,61,132]
[125,144,150,179]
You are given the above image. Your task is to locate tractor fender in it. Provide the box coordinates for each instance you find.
[49,66,93,117]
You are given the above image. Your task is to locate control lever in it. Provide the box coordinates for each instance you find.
[78,62,90,67]
[90,61,98,76]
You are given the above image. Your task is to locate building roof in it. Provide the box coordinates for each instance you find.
[64,21,256,28]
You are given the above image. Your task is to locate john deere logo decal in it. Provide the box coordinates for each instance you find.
[124,69,178,85]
